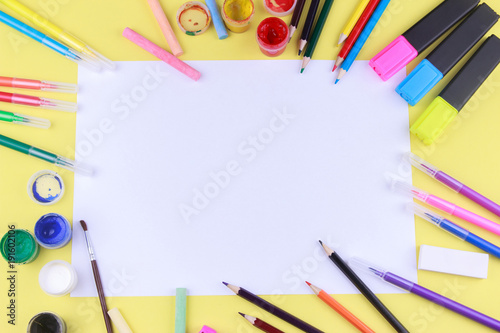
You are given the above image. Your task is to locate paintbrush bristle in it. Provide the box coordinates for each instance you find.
[80,220,88,231]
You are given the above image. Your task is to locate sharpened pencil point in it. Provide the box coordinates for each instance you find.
[222,281,228,286]
[305,281,311,286]
[332,65,337,72]
[238,312,245,317]
[298,50,302,56]
[300,68,304,74]
[335,79,339,84]
[318,240,323,245]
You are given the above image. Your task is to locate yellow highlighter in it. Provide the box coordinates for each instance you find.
[337,0,370,45]
[0,0,114,69]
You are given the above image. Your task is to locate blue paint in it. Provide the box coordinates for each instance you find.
[34,213,72,249]
[31,172,64,204]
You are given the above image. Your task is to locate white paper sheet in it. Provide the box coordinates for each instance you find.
[72,60,415,297]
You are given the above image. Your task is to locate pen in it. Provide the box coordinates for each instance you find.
[0,110,50,129]
[408,152,500,218]
[0,76,77,93]
[410,202,500,258]
[351,257,500,331]
[0,91,76,112]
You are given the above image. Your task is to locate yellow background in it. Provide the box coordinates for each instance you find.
[1,0,500,332]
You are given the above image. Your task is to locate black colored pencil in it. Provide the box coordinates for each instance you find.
[298,0,320,55]
[289,0,307,42]
[319,240,409,333]
[224,282,324,333]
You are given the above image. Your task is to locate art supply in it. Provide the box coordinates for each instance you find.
[0,91,77,112]
[176,2,212,36]
[175,288,187,333]
[337,0,370,45]
[34,213,72,249]
[0,76,77,93]
[223,282,324,333]
[0,134,89,173]
[369,0,479,81]
[0,110,50,129]
[300,0,335,72]
[393,180,500,236]
[410,203,500,259]
[0,0,114,69]
[419,245,489,279]
[146,0,184,56]
[122,28,201,81]
[264,0,296,16]
[221,0,255,33]
[332,0,381,71]
[239,312,284,333]
[396,4,499,106]
[288,0,306,41]
[28,170,64,205]
[407,152,500,218]
[27,312,66,333]
[298,0,320,55]
[256,17,289,57]
[351,257,500,331]
[0,229,39,264]
[199,326,216,333]
[38,260,78,296]
[410,35,500,144]
[80,220,113,333]
[319,241,409,333]
[335,0,391,83]
[206,0,229,39]
[108,308,134,333]
[0,10,100,71]
[306,282,374,333]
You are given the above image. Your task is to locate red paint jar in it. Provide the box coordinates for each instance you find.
[256,17,289,57]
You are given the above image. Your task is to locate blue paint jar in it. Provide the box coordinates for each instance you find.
[34,213,72,249]
[28,170,65,205]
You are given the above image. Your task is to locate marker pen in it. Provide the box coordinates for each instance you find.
[411,35,500,145]
[396,4,498,106]
[369,0,479,81]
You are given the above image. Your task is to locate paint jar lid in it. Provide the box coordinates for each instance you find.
[27,170,65,206]
[0,229,39,265]
[27,311,67,333]
[39,260,78,297]
[34,213,72,249]
[263,0,297,16]
[177,1,212,36]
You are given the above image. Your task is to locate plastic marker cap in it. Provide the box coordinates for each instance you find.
[396,59,443,106]
[369,36,417,81]
[410,96,457,145]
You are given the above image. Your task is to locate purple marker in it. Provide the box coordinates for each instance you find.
[350,257,500,331]
[407,153,500,218]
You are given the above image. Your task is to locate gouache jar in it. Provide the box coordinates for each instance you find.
[27,312,67,333]
[263,0,297,16]
[27,170,65,206]
[34,213,72,249]
[256,17,290,57]
[39,260,78,296]
[0,229,39,265]
[177,1,212,36]
[221,0,255,33]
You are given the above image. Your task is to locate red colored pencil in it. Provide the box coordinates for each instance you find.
[332,0,381,71]
[239,313,284,333]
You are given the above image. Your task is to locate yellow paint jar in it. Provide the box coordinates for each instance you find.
[221,0,255,33]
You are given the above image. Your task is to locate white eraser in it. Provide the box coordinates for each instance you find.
[418,245,489,279]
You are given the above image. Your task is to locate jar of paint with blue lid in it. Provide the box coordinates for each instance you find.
[34,214,72,249]
[27,170,65,205]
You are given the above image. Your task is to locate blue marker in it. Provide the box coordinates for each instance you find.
[396,4,499,106]
[411,203,500,258]
[205,0,228,40]
[335,0,391,84]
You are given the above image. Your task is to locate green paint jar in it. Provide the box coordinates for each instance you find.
[1,229,39,265]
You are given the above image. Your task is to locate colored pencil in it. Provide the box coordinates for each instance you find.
[146,0,184,56]
[289,0,307,42]
[306,282,375,333]
[335,0,391,84]
[319,241,409,333]
[239,313,284,333]
[300,0,335,72]
[337,0,370,45]
[80,220,113,333]
[223,282,324,333]
[332,0,381,71]
[298,0,320,55]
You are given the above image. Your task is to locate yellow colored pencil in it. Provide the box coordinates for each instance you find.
[337,0,370,45]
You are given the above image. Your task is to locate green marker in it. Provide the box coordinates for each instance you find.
[0,133,91,174]
[0,110,50,128]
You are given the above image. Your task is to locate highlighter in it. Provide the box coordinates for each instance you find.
[396,4,499,106]
[369,0,479,81]
[411,35,500,145]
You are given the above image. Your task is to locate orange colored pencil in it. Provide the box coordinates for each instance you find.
[306,282,375,333]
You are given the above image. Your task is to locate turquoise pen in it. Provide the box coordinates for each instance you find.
[0,134,91,174]
[0,110,50,128]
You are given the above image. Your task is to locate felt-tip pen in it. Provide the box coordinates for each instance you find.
[0,110,50,129]
[0,76,77,93]
[0,91,77,112]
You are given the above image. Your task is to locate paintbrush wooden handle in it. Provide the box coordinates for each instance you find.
[92,260,114,333]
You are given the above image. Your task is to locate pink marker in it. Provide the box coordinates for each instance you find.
[393,180,500,236]
[0,91,76,112]
[123,28,201,81]
[0,76,77,93]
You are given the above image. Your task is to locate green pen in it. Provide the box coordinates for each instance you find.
[0,110,50,129]
[0,133,91,174]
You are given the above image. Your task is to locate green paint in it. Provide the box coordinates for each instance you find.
[175,288,187,333]
[1,229,39,264]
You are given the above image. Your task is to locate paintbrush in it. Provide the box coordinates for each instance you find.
[80,220,114,333]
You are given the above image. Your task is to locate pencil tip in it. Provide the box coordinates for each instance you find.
[305,281,311,286]
[318,240,323,245]
[335,79,339,84]
[238,312,245,317]
[300,68,304,74]
[332,65,337,72]
[80,220,87,231]
[222,281,228,286]
[298,50,302,56]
